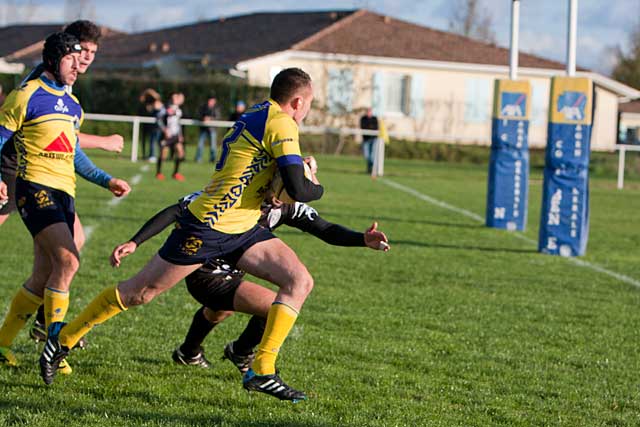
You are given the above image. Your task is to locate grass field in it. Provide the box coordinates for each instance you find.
[1,153,639,427]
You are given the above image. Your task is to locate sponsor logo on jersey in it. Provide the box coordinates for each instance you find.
[54,98,69,114]
[43,132,73,153]
[34,190,54,209]
[180,236,203,256]
[272,137,294,147]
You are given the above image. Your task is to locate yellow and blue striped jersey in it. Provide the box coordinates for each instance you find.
[188,99,304,233]
[0,76,83,197]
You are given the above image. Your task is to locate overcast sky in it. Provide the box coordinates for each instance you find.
[3,0,640,75]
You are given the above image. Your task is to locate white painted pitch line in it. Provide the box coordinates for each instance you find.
[380,178,640,289]
[107,169,144,207]
[83,165,147,246]
[381,179,484,222]
[81,225,95,253]
[130,174,142,186]
[107,194,125,207]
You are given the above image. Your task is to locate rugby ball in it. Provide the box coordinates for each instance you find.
[270,162,313,204]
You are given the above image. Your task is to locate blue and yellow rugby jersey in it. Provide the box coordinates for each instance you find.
[0,76,83,197]
[188,99,304,234]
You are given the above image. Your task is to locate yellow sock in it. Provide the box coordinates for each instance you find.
[59,286,127,349]
[44,287,69,327]
[0,287,43,347]
[252,302,299,375]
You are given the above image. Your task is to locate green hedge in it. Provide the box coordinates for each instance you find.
[0,71,268,119]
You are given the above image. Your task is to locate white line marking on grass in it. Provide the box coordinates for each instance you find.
[83,166,147,246]
[81,225,95,251]
[382,179,484,222]
[380,178,640,289]
[107,195,125,207]
[107,172,143,207]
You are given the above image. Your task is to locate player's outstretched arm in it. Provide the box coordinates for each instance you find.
[78,132,124,153]
[111,204,180,266]
[110,241,137,267]
[74,145,111,187]
[364,222,390,251]
[74,145,130,197]
[110,203,181,267]
[281,204,389,251]
[108,178,131,197]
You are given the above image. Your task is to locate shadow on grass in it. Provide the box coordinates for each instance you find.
[77,213,144,223]
[0,384,333,427]
[391,239,536,254]
[280,210,483,230]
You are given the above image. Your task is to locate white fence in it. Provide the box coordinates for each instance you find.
[85,113,639,187]
[84,113,381,160]
[616,144,640,189]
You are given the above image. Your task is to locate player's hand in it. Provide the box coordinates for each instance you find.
[364,222,390,251]
[108,178,131,197]
[304,156,318,175]
[0,180,7,201]
[102,134,124,153]
[110,241,137,267]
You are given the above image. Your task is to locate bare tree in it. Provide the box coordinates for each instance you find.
[612,21,640,90]
[448,0,496,44]
[4,0,40,24]
[64,0,97,22]
[127,13,147,33]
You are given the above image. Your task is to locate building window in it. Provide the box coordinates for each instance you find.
[384,73,411,115]
[373,72,423,117]
[464,78,491,123]
[327,68,353,114]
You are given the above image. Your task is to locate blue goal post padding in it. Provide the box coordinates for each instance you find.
[486,147,529,230]
[538,166,589,256]
[486,79,531,231]
[538,76,593,256]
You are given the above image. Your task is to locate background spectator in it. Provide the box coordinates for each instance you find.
[156,92,186,181]
[195,94,221,163]
[360,107,378,174]
[228,100,246,122]
[138,88,161,160]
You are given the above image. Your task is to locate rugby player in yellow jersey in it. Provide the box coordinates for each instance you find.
[0,33,129,371]
[39,69,322,400]
[22,20,129,343]
[0,21,131,356]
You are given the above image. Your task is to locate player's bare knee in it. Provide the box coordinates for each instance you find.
[57,251,80,275]
[291,271,314,298]
[205,308,233,324]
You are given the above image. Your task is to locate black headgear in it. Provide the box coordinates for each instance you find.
[42,32,82,85]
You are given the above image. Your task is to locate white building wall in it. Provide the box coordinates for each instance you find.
[239,53,623,151]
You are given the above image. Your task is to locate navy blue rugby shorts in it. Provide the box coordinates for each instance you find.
[15,178,75,238]
[158,209,275,266]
